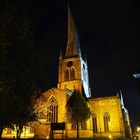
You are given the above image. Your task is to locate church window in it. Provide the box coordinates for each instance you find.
[46,96,58,123]
[65,67,75,81]
[72,123,76,130]
[71,122,87,130]
[83,64,85,70]
[80,121,87,130]
[70,67,75,80]
[103,112,110,132]
[67,61,73,67]
[82,64,87,82]
[7,128,12,134]
[29,127,34,133]
[92,113,97,132]
[65,68,70,81]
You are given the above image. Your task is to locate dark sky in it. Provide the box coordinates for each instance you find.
[35,0,140,129]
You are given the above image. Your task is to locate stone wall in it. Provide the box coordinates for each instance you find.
[89,95,125,138]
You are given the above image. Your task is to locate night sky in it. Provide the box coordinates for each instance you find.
[35,0,140,129]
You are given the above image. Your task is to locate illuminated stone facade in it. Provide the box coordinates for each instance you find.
[89,95,132,138]
[34,88,68,138]
[2,3,132,139]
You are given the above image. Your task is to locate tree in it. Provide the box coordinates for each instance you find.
[0,82,14,139]
[66,90,91,138]
[12,94,37,139]
[0,0,54,139]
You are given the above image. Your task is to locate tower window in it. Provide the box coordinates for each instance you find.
[92,113,97,132]
[83,64,85,70]
[67,61,73,67]
[46,96,58,123]
[65,68,70,81]
[103,112,110,132]
[82,63,88,83]
[70,67,75,80]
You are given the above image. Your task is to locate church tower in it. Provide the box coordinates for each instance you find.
[57,4,91,98]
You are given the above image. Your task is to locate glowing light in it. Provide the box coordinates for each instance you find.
[108,135,112,139]
[46,136,49,139]
[137,127,140,132]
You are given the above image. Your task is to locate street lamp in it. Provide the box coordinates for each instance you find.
[108,135,112,139]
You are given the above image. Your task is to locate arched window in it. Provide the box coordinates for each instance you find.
[81,121,87,130]
[71,122,87,130]
[46,96,58,123]
[103,112,110,132]
[70,67,75,80]
[72,123,76,130]
[92,113,97,132]
[82,64,87,82]
[65,68,70,81]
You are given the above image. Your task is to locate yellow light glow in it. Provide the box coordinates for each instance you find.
[46,136,49,139]
[108,135,112,139]
[137,127,140,132]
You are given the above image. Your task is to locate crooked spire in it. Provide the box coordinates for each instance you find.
[65,4,81,58]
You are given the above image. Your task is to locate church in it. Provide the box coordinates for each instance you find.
[33,4,132,139]
[2,4,132,139]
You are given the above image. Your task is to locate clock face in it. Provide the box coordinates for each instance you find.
[67,61,73,67]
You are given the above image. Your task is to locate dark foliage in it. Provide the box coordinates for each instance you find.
[0,0,55,139]
[66,90,91,138]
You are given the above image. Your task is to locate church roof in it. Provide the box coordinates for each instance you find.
[65,4,81,58]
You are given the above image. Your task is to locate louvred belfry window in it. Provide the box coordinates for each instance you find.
[65,68,70,81]
[70,67,75,80]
